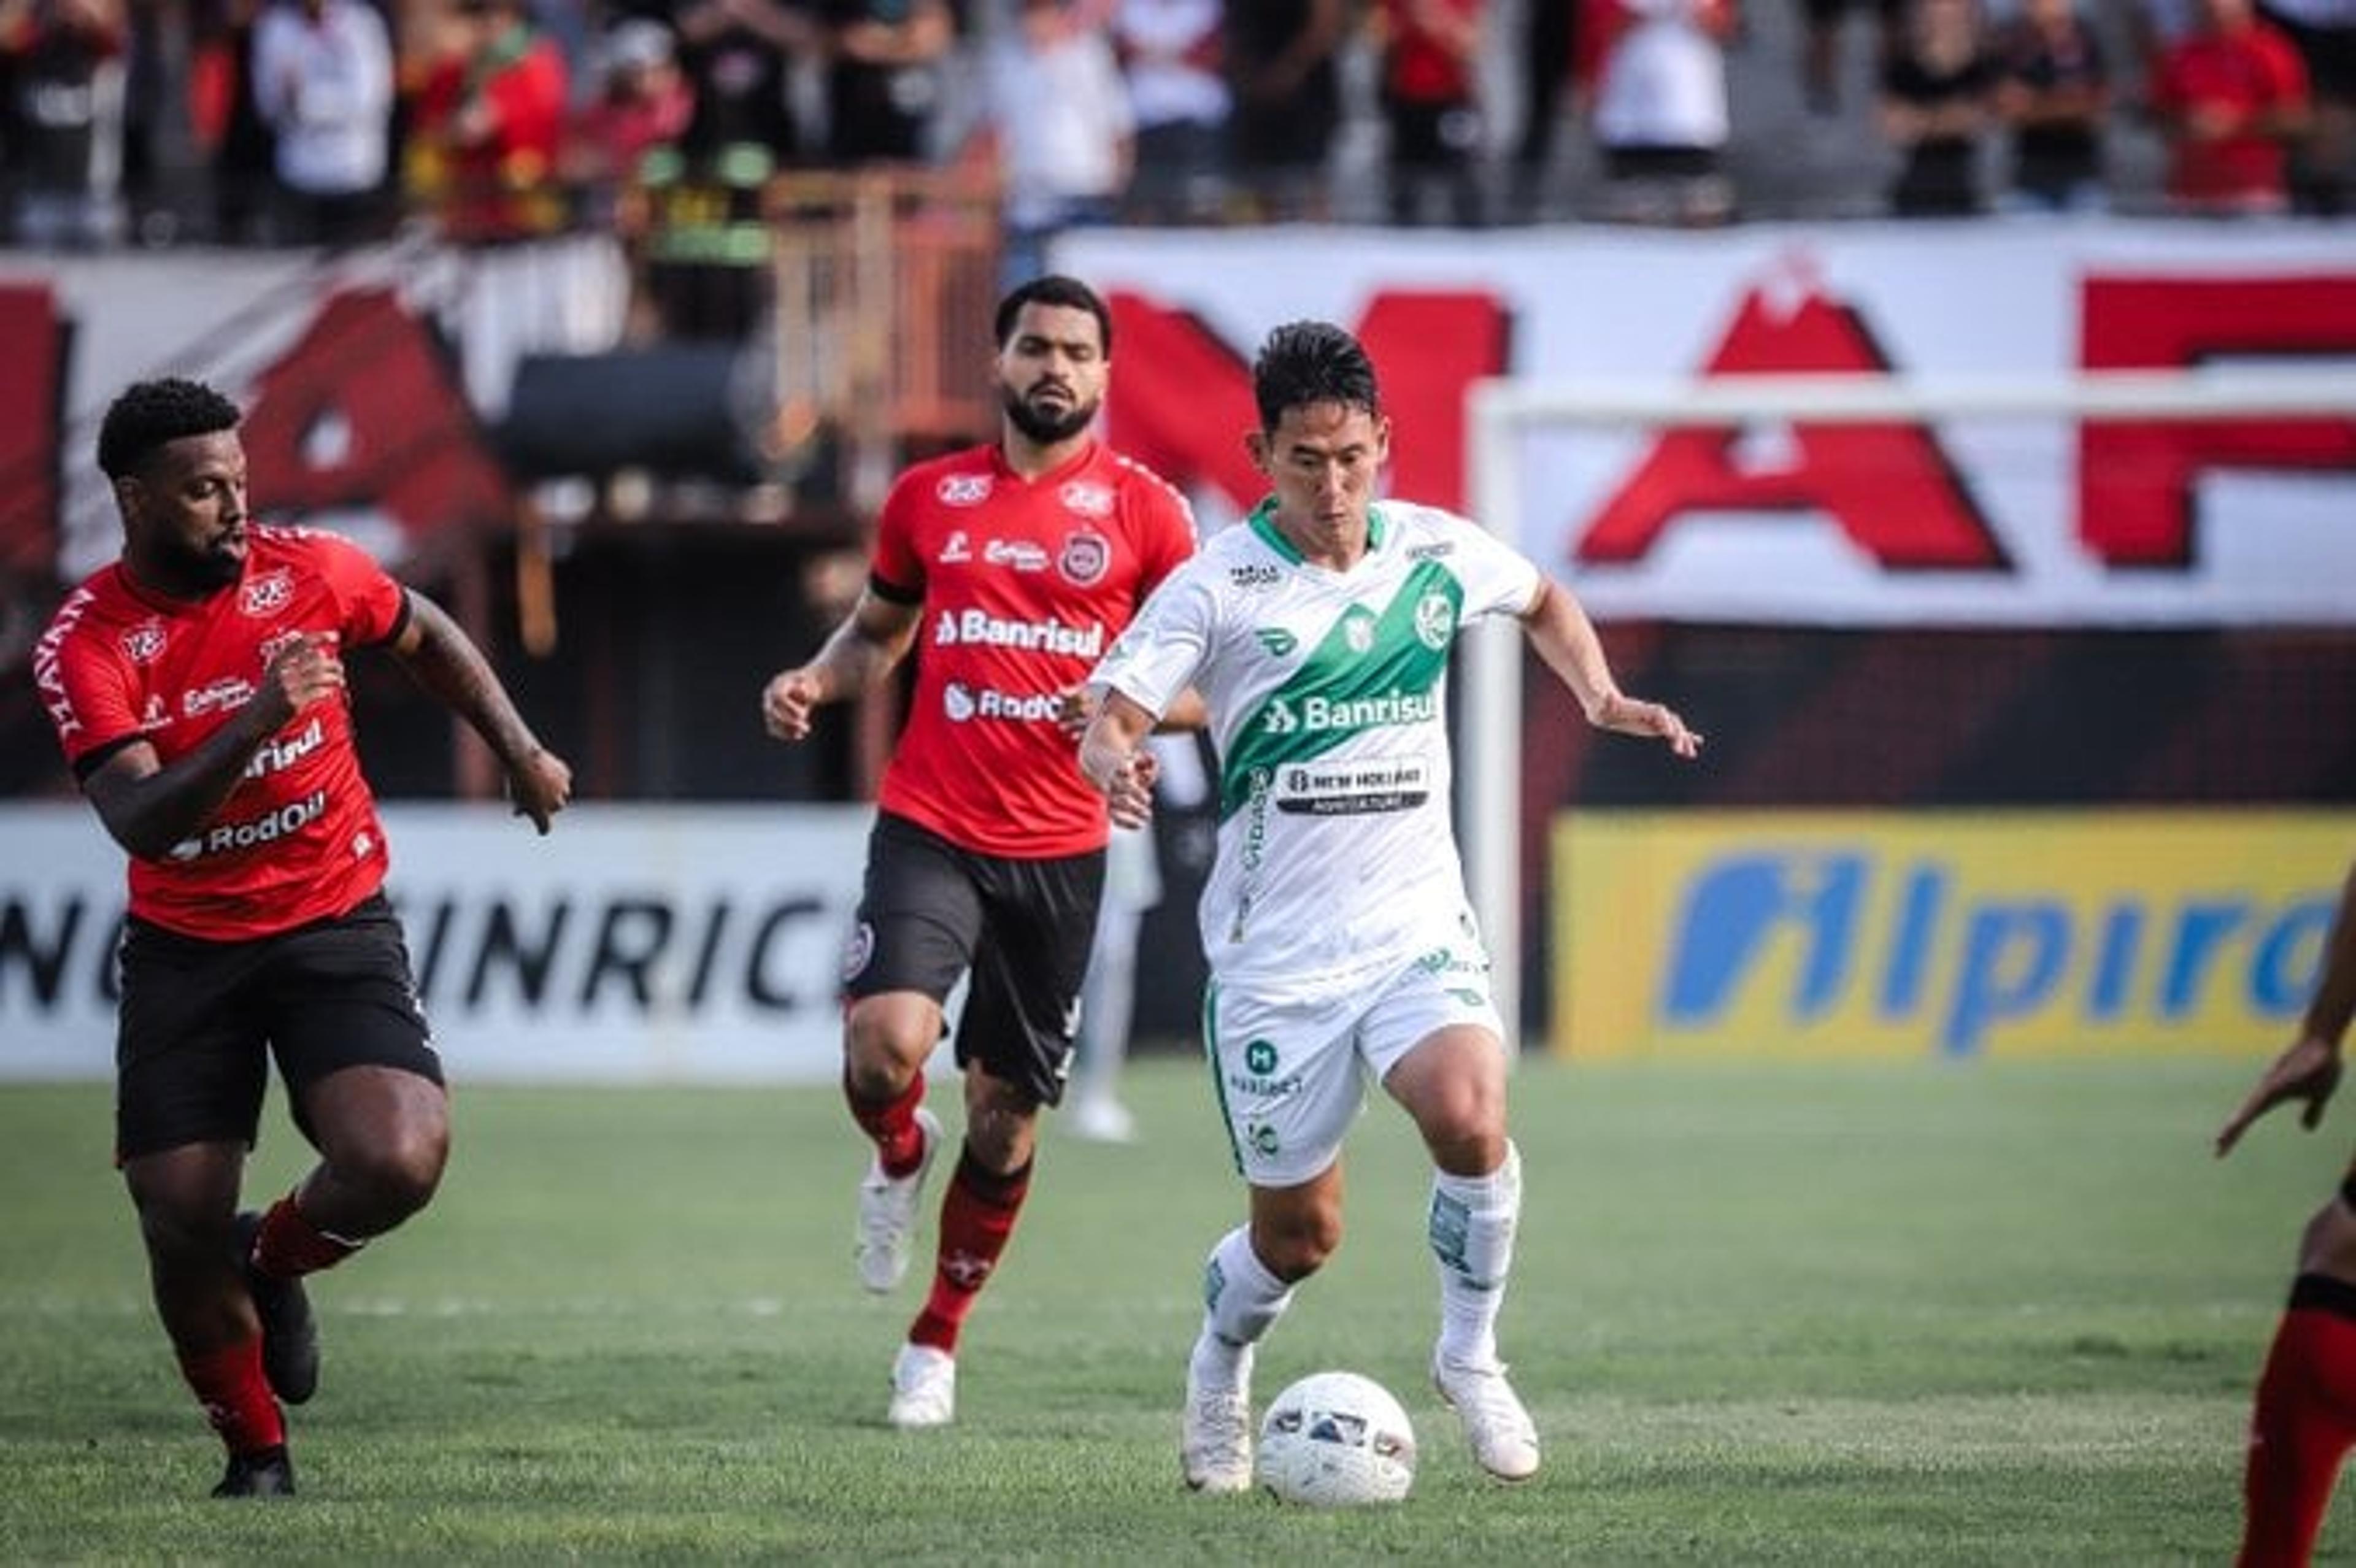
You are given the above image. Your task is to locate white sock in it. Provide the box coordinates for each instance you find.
[1192,1226,1293,1385]
[1431,1141,1522,1370]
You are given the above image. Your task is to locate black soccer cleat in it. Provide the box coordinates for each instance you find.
[212,1445,296,1498]
[233,1210,320,1405]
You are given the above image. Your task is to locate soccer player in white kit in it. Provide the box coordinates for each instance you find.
[1079,320,1703,1489]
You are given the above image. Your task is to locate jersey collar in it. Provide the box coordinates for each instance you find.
[1245,497,1388,566]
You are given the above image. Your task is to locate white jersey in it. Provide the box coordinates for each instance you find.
[1091,498,1541,1002]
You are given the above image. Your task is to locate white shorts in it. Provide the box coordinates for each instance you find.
[1203,941,1505,1188]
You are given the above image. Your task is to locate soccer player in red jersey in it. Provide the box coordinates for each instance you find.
[760,274,1197,1428]
[32,379,572,1497]
[2219,860,2356,1567]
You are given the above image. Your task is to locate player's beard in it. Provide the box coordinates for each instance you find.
[1002,382,1098,446]
[150,528,245,595]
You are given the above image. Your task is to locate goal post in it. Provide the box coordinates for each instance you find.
[1461,364,2356,1052]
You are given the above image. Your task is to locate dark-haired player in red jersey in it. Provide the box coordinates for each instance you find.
[2219,860,2356,1567]
[32,377,572,1498]
[761,274,1196,1429]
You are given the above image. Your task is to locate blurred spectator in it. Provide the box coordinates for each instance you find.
[1378,0,1488,226]
[1990,0,2109,213]
[1514,0,1574,215]
[672,0,814,165]
[404,0,569,240]
[1877,0,1995,215]
[820,0,955,163]
[250,0,395,245]
[191,0,278,240]
[1109,0,1227,223]
[1,0,130,247]
[974,0,1130,290]
[2149,0,2310,213]
[2255,0,2355,213]
[1577,0,1736,225]
[1223,0,1341,219]
[1798,0,1900,114]
[567,17,693,210]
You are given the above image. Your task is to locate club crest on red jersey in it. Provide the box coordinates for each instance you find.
[1058,530,1110,586]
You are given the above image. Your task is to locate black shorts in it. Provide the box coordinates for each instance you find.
[843,812,1105,1107]
[115,893,442,1161]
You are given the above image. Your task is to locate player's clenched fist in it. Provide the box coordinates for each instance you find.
[252,632,345,731]
[762,669,824,742]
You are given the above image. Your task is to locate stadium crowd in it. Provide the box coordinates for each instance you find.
[0,0,2347,257]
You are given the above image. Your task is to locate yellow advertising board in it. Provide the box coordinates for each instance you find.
[1550,812,2352,1061]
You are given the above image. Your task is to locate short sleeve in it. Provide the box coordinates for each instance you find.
[1446,512,1545,623]
[869,468,928,601]
[310,531,409,647]
[40,615,141,769]
[1092,563,1215,721]
[1131,475,1198,599]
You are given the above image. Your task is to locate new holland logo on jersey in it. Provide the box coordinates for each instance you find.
[241,570,294,617]
[1254,628,1298,657]
[937,474,992,507]
[1058,529,1110,586]
[1414,589,1456,650]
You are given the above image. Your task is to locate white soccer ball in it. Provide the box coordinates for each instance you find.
[1255,1370,1417,1506]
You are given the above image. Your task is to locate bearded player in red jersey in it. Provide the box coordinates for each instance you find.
[761,275,1196,1428]
[32,379,572,1497]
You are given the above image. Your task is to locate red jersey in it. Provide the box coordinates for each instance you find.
[2152,22,2308,204]
[33,526,410,940]
[869,439,1195,859]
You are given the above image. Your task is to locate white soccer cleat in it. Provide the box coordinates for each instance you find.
[855,1106,941,1293]
[1181,1355,1254,1493]
[1068,1097,1138,1145]
[887,1342,957,1429]
[1431,1354,1541,1482]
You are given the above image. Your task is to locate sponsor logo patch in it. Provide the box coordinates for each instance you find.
[241,570,294,617]
[937,474,992,507]
[120,621,166,664]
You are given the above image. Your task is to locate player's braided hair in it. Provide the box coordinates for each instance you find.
[97,379,242,480]
[993,274,1114,357]
[1252,321,1380,433]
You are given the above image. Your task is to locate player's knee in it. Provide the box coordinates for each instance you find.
[1258,1209,1342,1282]
[129,1184,234,1267]
[341,1118,448,1218]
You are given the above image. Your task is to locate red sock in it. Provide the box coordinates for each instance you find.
[908,1153,1030,1355]
[253,1193,362,1280]
[2241,1277,2356,1567]
[179,1338,285,1455]
[845,1069,928,1178]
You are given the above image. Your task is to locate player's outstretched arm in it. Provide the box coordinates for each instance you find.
[1520,577,1703,759]
[761,588,921,743]
[2218,861,2356,1157]
[390,589,572,833]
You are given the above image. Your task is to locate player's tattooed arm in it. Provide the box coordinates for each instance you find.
[390,589,572,832]
[761,590,922,742]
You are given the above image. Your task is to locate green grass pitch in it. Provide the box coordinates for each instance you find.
[0,1054,2342,1563]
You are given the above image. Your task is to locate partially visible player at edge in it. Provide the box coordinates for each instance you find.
[2217,859,2356,1567]
[760,274,1198,1429]
[31,378,572,1498]
[1078,320,1702,1490]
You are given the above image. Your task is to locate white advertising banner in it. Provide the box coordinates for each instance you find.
[1058,223,2356,626]
[0,802,872,1083]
